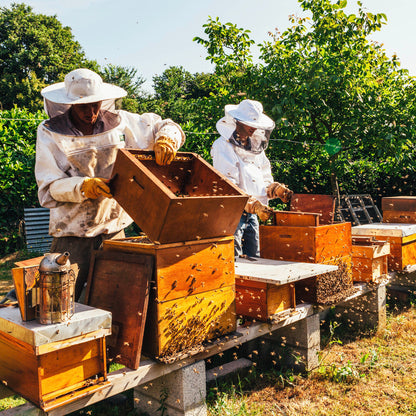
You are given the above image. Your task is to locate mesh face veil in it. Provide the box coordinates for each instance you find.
[216,99,275,154]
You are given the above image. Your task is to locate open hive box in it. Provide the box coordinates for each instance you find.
[352,236,390,282]
[382,196,416,224]
[352,223,416,271]
[96,235,236,363]
[110,149,249,244]
[260,211,354,304]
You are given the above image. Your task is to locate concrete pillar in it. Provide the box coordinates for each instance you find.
[133,360,207,416]
[335,284,386,330]
[258,314,320,372]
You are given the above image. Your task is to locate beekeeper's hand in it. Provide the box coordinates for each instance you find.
[245,198,273,222]
[81,177,112,199]
[266,182,293,203]
[154,136,177,166]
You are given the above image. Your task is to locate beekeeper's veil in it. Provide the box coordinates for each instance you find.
[41,68,127,118]
[216,99,275,154]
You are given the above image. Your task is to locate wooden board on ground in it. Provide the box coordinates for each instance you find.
[86,250,153,370]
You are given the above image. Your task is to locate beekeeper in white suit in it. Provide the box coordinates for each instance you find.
[211,99,292,257]
[35,68,185,301]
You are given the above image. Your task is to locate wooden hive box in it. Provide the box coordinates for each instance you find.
[352,223,416,271]
[352,236,390,282]
[102,236,236,360]
[0,304,110,411]
[382,196,416,223]
[110,149,249,244]
[260,211,353,304]
[235,257,337,321]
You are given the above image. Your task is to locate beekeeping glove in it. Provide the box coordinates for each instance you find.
[153,136,177,166]
[81,177,112,199]
[245,198,273,222]
[266,182,293,203]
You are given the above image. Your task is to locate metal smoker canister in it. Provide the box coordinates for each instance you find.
[37,252,75,324]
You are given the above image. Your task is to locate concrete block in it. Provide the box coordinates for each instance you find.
[206,358,253,384]
[134,360,207,416]
[258,314,320,372]
[335,284,386,330]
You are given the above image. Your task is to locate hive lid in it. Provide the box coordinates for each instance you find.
[352,223,416,237]
[0,303,111,347]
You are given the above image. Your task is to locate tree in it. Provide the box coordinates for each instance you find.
[0,3,98,111]
[259,0,416,200]
[102,64,146,112]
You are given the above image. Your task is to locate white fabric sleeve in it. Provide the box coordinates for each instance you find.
[35,124,86,207]
[121,111,185,150]
[210,138,240,187]
[260,152,274,187]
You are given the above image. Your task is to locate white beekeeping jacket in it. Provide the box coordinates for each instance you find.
[35,110,185,237]
[211,135,273,206]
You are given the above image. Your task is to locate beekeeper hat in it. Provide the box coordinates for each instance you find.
[41,68,127,105]
[226,100,275,130]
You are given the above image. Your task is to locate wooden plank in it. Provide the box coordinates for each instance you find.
[383,211,416,224]
[382,196,416,212]
[234,257,338,285]
[272,211,320,227]
[86,250,152,370]
[352,243,390,259]
[290,193,336,224]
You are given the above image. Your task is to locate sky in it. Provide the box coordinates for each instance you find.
[1,0,415,92]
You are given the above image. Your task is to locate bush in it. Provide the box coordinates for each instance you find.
[0,107,46,255]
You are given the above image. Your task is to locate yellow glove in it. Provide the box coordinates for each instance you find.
[81,177,112,199]
[153,136,177,166]
[266,182,293,203]
[245,198,273,222]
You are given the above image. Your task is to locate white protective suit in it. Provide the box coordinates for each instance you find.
[36,110,185,237]
[211,118,274,206]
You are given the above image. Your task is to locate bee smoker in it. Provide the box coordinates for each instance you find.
[37,252,75,324]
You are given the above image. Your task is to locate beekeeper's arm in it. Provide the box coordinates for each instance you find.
[35,125,110,207]
[124,112,185,166]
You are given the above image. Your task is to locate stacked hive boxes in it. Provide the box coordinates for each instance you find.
[89,150,248,363]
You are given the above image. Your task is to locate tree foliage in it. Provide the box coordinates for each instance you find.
[0,3,98,111]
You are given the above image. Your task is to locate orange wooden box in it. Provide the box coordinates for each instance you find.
[102,236,236,358]
[0,305,110,411]
[351,223,416,271]
[260,211,352,268]
[382,196,416,224]
[236,278,295,321]
[352,237,390,282]
[110,149,248,243]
